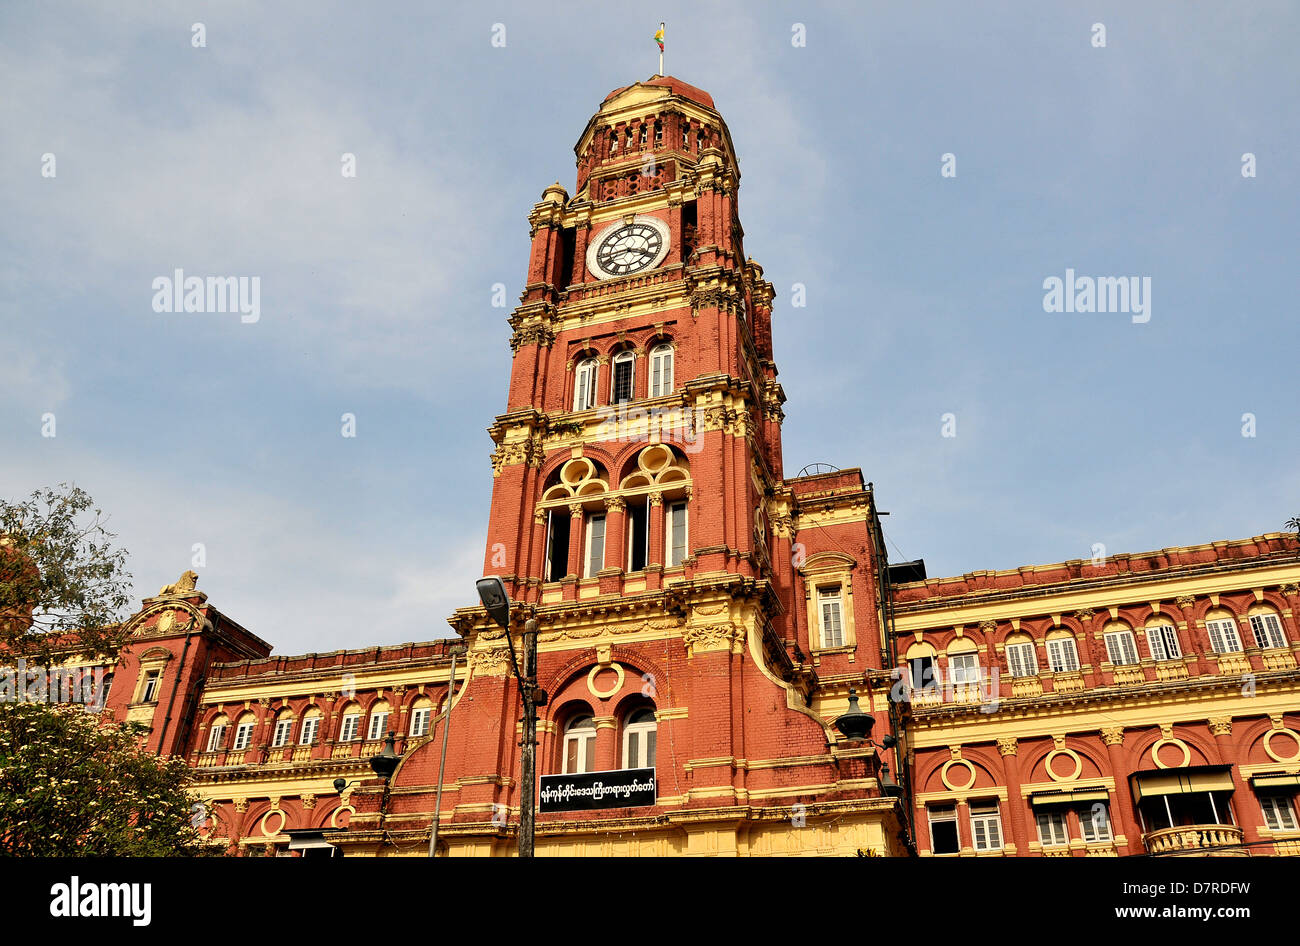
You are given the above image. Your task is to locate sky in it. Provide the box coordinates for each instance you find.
[2,2,1296,655]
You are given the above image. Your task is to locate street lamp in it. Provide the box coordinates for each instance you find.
[475,576,545,858]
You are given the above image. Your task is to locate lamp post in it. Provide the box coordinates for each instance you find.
[476,576,545,858]
[428,644,467,857]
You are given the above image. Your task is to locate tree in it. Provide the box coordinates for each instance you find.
[0,700,224,855]
[1287,517,1300,535]
[0,484,133,667]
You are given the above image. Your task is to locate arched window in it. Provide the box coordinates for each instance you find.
[574,357,598,411]
[1248,606,1288,650]
[1102,622,1139,665]
[409,696,434,737]
[611,350,635,404]
[563,715,597,774]
[367,700,391,741]
[1045,628,1081,672]
[1205,610,1245,654]
[1144,618,1182,662]
[231,712,257,751]
[271,709,295,747]
[1004,633,1039,678]
[300,706,323,745]
[206,714,229,752]
[649,343,674,397]
[338,703,362,742]
[623,708,657,769]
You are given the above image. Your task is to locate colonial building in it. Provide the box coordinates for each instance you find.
[82,75,1300,857]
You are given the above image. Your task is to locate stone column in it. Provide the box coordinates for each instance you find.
[1101,727,1142,855]
[604,496,627,577]
[1211,716,1261,846]
[594,715,618,772]
[997,737,1029,855]
[566,502,585,580]
[647,491,665,569]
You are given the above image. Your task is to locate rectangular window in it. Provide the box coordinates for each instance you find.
[818,585,844,648]
[1046,637,1080,673]
[272,718,293,747]
[1079,804,1113,843]
[545,510,571,582]
[1103,630,1139,665]
[584,512,606,578]
[340,714,361,742]
[410,707,431,737]
[1206,618,1244,654]
[140,671,161,703]
[367,712,389,741]
[232,722,254,751]
[626,501,649,572]
[300,717,320,745]
[1261,793,1299,831]
[948,653,979,685]
[1005,641,1038,677]
[574,361,596,411]
[970,803,1003,851]
[1036,810,1070,847]
[612,357,634,404]
[1249,613,1287,649]
[928,804,959,854]
[206,724,227,752]
[908,656,937,692]
[1146,624,1181,661]
[666,501,688,567]
[564,733,596,774]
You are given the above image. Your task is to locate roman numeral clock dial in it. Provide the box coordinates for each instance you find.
[586,217,671,280]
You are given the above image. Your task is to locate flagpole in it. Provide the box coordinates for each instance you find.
[659,22,664,76]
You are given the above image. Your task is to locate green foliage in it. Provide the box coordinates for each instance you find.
[0,484,133,665]
[1286,517,1300,535]
[0,700,224,856]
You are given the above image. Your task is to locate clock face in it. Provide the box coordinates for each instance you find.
[587,218,670,279]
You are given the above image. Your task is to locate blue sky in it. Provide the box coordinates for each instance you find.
[2,2,1296,654]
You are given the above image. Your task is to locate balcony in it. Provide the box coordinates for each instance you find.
[1143,824,1246,856]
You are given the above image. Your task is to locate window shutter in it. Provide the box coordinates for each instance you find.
[1146,628,1167,662]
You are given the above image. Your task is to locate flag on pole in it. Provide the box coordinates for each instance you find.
[654,24,664,52]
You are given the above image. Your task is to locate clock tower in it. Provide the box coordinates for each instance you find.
[442,75,906,855]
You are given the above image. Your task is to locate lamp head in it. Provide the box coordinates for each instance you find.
[476,576,511,630]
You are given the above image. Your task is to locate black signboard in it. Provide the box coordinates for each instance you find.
[538,767,657,812]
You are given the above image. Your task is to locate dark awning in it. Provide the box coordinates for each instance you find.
[1028,787,1110,807]
[1129,765,1234,803]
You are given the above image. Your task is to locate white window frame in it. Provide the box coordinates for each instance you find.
[232,721,254,751]
[206,723,228,753]
[1036,809,1070,847]
[1145,622,1182,662]
[666,500,688,567]
[948,652,980,685]
[410,706,432,737]
[1046,636,1081,673]
[271,717,294,747]
[563,717,597,775]
[299,716,321,745]
[367,711,390,742]
[1261,793,1299,831]
[649,343,674,397]
[622,710,657,769]
[1103,629,1139,665]
[970,802,1004,852]
[1249,613,1288,650]
[140,670,161,703]
[339,713,361,742]
[1079,804,1113,843]
[1206,617,1244,654]
[584,512,606,578]
[573,358,598,411]
[818,585,844,648]
[610,350,635,404]
[928,804,959,854]
[1005,641,1038,678]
